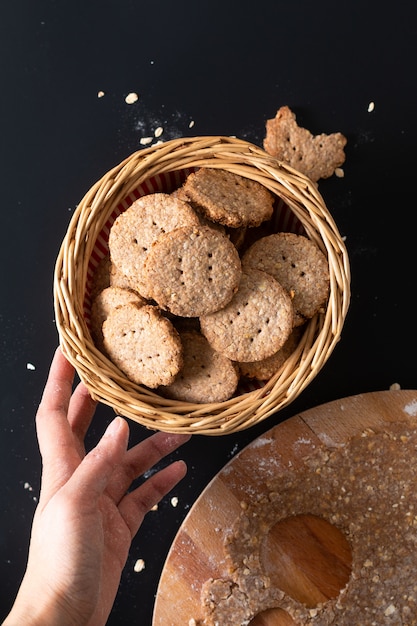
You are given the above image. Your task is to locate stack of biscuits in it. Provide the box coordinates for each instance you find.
[89,168,330,404]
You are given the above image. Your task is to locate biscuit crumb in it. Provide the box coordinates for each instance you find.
[335,167,344,178]
[189,120,195,128]
[26,363,36,371]
[133,558,145,573]
[125,92,139,104]
[140,136,153,145]
[368,101,375,112]
[384,604,396,616]
[154,126,164,138]
[171,496,179,507]
[390,382,401,390]
[97,90,105,98]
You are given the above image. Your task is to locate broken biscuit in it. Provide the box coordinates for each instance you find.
[264,105,347,182]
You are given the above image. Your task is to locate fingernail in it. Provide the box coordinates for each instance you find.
[105,416,124,437]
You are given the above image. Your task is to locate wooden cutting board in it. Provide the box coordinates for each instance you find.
[152,390,417,625]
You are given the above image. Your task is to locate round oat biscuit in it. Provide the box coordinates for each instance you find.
[238,327,302,381]
[142,225,242,317]
[200,268,294,362]
[161,331,239,403]
[181,168,275,228]
[102,302,183,388]
[91,286,146,350]
[242,232,330,326]
[108,193,200,298]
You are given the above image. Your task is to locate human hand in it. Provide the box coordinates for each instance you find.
[4,348,190,626]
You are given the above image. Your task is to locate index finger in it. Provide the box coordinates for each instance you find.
[37,346,75,417]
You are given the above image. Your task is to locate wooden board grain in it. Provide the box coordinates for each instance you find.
[152,390,417,625]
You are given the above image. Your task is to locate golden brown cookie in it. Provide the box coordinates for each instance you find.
[161,331,239,403]
[242,232,330,326]
[108,193,200,298]
[102,302,183,388]
[264,105,347,182]
[181,168,274,228]
[91,286,146,351]
[200,268,294,362]
[142,225,242,317]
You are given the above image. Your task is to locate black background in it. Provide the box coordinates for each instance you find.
[1,1,416,624]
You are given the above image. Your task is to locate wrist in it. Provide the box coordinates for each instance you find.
[3,587,82,626]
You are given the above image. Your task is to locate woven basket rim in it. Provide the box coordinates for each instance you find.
[53,135,351,435]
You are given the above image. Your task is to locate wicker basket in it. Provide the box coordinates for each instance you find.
[53,136,350,435]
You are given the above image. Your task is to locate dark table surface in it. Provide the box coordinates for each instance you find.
[1,1,416,624]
